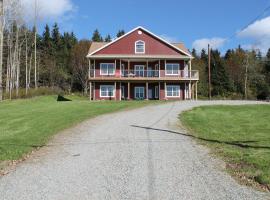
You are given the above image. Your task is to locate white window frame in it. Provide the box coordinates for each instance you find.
[134,65,145,77]
[165,63,179,75]
[100,85,115,97]
[134,87,145,99]
[135,40,145,54]
[100,63,115,75]
[166,85,180,97]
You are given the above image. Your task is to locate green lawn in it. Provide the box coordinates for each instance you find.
[181,105,270,189]
[0,96,160,161]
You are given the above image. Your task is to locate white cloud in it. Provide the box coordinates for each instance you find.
[192,37,226,52]
[21,0,75,21]
[238,16,270,54]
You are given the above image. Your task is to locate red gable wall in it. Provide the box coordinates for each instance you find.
[93,28,185,56]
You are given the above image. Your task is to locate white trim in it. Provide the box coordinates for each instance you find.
[100,85,115,97]
[134,65,145,77]
[100,63,115,75]
[87,26,192,57]
[135,40,145,54]
[165,63,180,75]
[134,86,145,99]
[165,85,180,97]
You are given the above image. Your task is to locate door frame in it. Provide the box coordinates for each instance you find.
[134,86,145,99]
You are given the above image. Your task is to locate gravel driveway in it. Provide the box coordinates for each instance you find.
[0,100,269,200]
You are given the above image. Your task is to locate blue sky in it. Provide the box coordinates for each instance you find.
[24,0,270,54]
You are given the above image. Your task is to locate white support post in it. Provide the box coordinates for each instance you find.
[164,82,167,100]
[88,59,91,79]
[128,82,130,100]
[94,59,96,77]
[146,60,148,77]
[146,82,148,100]
[93,82,95,100]
[120,82,122,101]
[114,82,117,101]
[89,82,92,101]
[159,59,161,78]
[128,60,130,77]
[159,82,161,100]
[120,59,122,76]
[195,81,198,101]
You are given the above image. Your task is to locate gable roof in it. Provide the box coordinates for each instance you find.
[87,26,192,58]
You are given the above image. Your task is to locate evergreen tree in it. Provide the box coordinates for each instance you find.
[42,24,52,51]
[191,48,197,58]
[51,23,61,51]
[116,30,125,38]
[210,50,231,96]
[104,34,112,42]
[92,29,103,42]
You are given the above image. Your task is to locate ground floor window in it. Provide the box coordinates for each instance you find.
[166,85,180,97]
[134,87,144,99]
[100,85,115,97]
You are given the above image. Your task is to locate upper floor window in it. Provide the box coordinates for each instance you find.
[165,63,179,75]
[100,63,115,75]
[135,40,145,54]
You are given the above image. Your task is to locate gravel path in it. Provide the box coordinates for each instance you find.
[0,100,269,200]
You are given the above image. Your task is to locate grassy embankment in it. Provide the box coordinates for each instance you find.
[181,105,270,190]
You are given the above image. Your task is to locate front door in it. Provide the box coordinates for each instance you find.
[134,87,145,99]
[148,88,153,99]
[134,65,144,77]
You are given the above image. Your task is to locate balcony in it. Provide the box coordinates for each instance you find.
[89,69,199,81]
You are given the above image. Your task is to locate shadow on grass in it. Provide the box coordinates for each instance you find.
[131,125,270,150]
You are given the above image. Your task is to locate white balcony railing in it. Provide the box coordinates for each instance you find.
[89,69,199,79]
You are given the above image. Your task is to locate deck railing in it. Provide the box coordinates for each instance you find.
[89,69,199,79]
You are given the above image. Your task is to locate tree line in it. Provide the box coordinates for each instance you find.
[192,47,270,100]
[0,0,268,101]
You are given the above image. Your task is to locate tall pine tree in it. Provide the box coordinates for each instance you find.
[92,29,103,42]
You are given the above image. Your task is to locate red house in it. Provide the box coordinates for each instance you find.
[86,26,199,101]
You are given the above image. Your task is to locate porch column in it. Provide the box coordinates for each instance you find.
[128,82,130,100]
[128,60,130,77]
[114,82,117,101]
[93,82,95,100]
[88,59,91,79]
[189,82,191,100]
[146,82,148,100]
[94,59,96,77]
[159,59,161,78]
[120,59,122,76]
[146,60,148,77]
[164,82,167,100]
[120,82,122,101]
[195,81,198,101]
[159,82,161,100]
[89,82,92,101]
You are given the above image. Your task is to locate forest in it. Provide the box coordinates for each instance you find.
[0,1,269,101]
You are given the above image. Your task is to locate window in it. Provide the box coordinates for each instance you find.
[134,87,145,99]
[166,85,180,97]
[134,65,144,77]
[100,63,115,75]
[166,63,179,75]
[100,85,115,97]
[135,40,145,54]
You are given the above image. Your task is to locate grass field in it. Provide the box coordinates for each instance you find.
[181,105,270,189]
[0,96,160,161]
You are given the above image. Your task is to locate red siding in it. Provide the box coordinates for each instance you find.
[94,28,184,56]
